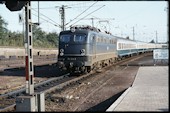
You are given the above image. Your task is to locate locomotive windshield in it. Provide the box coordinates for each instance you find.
[60,34,71,43]
[74,34,86,43]
[60,33,87,43]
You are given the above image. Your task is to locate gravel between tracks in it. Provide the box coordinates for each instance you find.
[45,66,138,111]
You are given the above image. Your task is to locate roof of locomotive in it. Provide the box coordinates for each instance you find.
[59,27,115,39]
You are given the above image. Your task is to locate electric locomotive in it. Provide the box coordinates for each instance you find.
[57,25,117,74]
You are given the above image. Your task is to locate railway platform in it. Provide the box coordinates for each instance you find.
[106,66,169,112]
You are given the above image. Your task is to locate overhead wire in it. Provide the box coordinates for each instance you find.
[31,8,61,27]
[69,5,105,28]
[64,2,89,7]
[31,1,105,31]
[31,12,60,28]
[31,2,96,9]
[31,2,96,31]
[65,1,98,26]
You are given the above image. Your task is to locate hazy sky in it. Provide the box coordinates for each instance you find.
[0,1,168,43]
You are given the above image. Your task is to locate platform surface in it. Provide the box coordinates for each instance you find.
[107,66,169,111]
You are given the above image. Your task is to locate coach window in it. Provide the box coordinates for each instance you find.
[118,43,121,49]
[74,34,86,42]
[60,34,71,43]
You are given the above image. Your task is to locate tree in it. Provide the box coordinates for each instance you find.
[32,24,59,48]
[1,31,23,47]
[0,15,59,48]
[46,32,59,48]
[32,24,46,41]
[0,15,8,39]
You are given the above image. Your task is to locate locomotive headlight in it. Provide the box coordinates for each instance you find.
[60,49,64,53]
[60,53,64,56]
[60,49,64,56]
[80,49,85,55]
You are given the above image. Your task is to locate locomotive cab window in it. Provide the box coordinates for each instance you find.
[74,34,86,42]
[60,34,71,43]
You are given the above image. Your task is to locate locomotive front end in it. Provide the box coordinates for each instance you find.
[57,29,90,74]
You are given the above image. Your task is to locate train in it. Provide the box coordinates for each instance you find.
[57,25,167,74]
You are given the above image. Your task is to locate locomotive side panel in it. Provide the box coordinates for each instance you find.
[92,33,117,67]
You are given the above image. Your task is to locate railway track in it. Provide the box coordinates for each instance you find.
[0,52,152,112]
[0,55,57,71]
[0,74,69,111]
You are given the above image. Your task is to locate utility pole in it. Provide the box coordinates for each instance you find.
[133,26,135,40]
[38,1,39,24]
[57,5,71,31]
[59,5,65,31]
[155,31,158,49]
[164,7,168,44]
[91,18,94,27]
[155,31,158,43]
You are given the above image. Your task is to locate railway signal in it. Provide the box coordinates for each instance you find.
[0,0,5,4]
[4,0,28,11]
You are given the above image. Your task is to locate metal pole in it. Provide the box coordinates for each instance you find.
[164,7,168,44]
[91,18,94,27]
[22,7,25,46]
[62,5,65,31]
[60,5,65,31]
[25,1,34,95]
[167,8,169,45]
[156,31,158,43]
[133,26,135,40]
[38,1,39,24]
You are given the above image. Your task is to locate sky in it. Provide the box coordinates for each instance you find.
[0,1,168,43]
